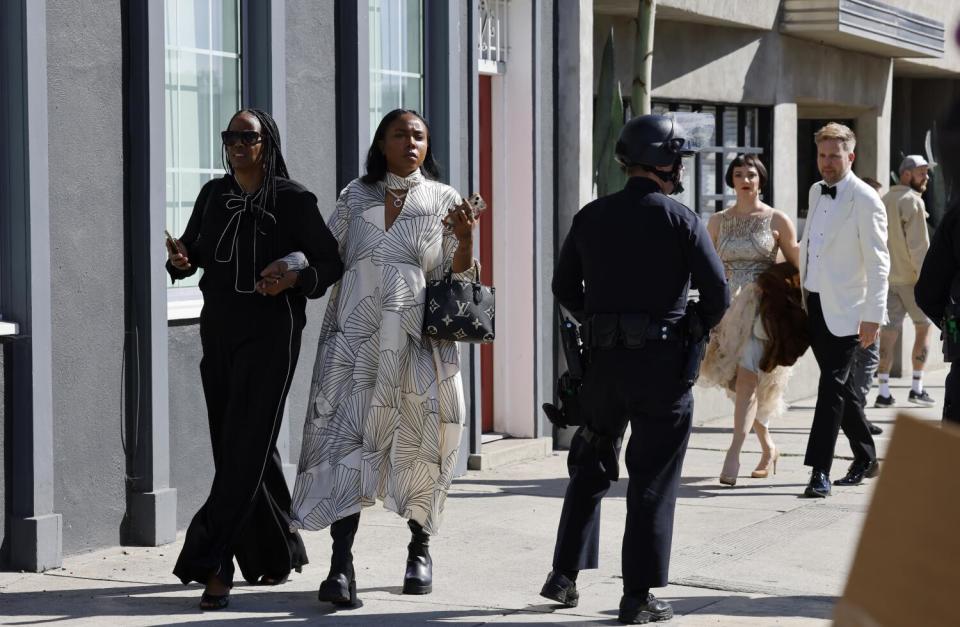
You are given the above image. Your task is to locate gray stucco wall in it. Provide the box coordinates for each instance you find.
[46,0,127,554]
[167,324,210,529]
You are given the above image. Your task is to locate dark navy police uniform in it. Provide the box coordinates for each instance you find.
[550,176,728,594]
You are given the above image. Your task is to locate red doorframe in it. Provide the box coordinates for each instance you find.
[479,75,494,433]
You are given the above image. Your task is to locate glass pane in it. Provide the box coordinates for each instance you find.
[402,76,422,113]
[210,0,238,51]
[402,0,422,74]
[165,0,177,47]
[211,55,240,167]
[178,0,210,50]
[175,51,212,169]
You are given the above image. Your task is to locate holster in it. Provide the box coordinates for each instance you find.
[943,303,960,362]
[579,425,624,481]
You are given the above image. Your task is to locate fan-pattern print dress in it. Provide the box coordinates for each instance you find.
[290,176,475,535]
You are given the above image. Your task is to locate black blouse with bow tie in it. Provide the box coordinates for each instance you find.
[166,175,343,306]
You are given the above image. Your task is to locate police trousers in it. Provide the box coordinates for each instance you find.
[944,361,960,426]
[551,342,692,592]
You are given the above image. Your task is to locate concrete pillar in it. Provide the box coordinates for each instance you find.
[554,0,593,448]
[773,102,799,224]
[122,0,177,547]
[0,0,62,571]
[556,0,594,229]
[855,60,893,185]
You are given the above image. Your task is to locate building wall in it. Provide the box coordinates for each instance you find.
[167,325,210,529]
[46,0,127,554]
[283,0,339,461]
[1,349,6,563]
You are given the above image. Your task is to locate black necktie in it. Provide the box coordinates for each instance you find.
[820,184,837,199]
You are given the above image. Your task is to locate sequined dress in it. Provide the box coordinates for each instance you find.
[699,210,792,423]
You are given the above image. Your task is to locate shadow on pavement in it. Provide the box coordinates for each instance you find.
[0,581,837,624]
[450,476,811,501]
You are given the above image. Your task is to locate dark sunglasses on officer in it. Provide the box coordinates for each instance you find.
[221,130,263,147]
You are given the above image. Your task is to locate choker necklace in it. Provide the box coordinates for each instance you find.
[387,188,407,208]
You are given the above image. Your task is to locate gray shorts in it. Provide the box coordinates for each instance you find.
[885,284,931,328]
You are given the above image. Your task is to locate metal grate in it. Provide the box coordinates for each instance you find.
[478,0,508,74]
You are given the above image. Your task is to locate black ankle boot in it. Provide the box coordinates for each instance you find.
[402,519,432,595]
[318,513,359,606]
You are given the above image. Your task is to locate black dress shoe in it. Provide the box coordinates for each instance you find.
[834,459,879,486]
[803,469,831,498]
[618,593,673,624]
[539,570,579,608]
[867,421,883,435]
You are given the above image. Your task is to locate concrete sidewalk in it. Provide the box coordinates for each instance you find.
[0,370,947,626]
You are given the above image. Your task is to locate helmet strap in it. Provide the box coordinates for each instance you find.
[649,158,685,195]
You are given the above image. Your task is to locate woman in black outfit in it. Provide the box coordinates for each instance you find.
[166,108,343,609]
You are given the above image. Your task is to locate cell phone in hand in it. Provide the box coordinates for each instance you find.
[164,229,181,255]
[466,192,487,217]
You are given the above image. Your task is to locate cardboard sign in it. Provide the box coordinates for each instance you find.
[834,414,960,626]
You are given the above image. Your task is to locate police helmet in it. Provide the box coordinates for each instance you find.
[614,114,695,168]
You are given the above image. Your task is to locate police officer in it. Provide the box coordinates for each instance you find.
[539,114,729,625]
[915,197,960,426]
[915,102,960,427]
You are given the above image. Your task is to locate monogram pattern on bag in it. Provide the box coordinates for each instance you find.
[423,280,495,344]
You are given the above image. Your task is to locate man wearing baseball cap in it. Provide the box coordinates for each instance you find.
[875,155,934,407]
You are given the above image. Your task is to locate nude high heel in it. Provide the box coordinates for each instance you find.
[751,448,779,479]
[719,450,740,486]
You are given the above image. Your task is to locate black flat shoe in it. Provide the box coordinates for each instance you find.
[803,469,831,498]
[867,421,883,435]
[539,570,579,608]
[618,592,673,624]
[318,566,357,606]
[834,459,879,486]
[199,591,230,610]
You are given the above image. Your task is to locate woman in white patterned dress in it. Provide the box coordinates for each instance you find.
[700,154,800,486]
[290,110,478,605]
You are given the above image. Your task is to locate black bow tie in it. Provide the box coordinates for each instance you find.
[820,184,837,199]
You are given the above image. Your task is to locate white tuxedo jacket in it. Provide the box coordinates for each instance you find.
[799,173,890,337]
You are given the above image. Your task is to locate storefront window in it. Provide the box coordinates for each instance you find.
[369,0,423,137]
[164,0,241,290]
[653,100,771,216]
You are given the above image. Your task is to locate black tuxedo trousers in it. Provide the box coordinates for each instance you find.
[804,293,877,472]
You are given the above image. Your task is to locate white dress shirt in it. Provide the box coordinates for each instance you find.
[804,170,854,293]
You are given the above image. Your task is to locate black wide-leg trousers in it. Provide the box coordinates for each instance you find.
[174,293,309,587]
[803,293,877,473]
[551,344,692,592]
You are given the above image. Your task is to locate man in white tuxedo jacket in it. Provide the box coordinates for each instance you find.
[799,122,890,498]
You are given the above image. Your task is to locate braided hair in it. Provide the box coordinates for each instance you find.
[222,108,289,215]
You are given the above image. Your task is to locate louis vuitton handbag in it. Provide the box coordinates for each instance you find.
[423,262,495,343]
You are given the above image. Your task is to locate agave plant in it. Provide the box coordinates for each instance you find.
[593,1,657,197]
[593,28,626,197]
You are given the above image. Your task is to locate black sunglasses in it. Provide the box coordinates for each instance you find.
[221,130,263,146]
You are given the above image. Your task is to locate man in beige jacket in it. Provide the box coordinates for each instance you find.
[875,155,934,407]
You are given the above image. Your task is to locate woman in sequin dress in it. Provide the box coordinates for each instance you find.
[700,154,801,485]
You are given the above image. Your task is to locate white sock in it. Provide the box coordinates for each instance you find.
[879,373,891,397]
[912,372,923,394]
